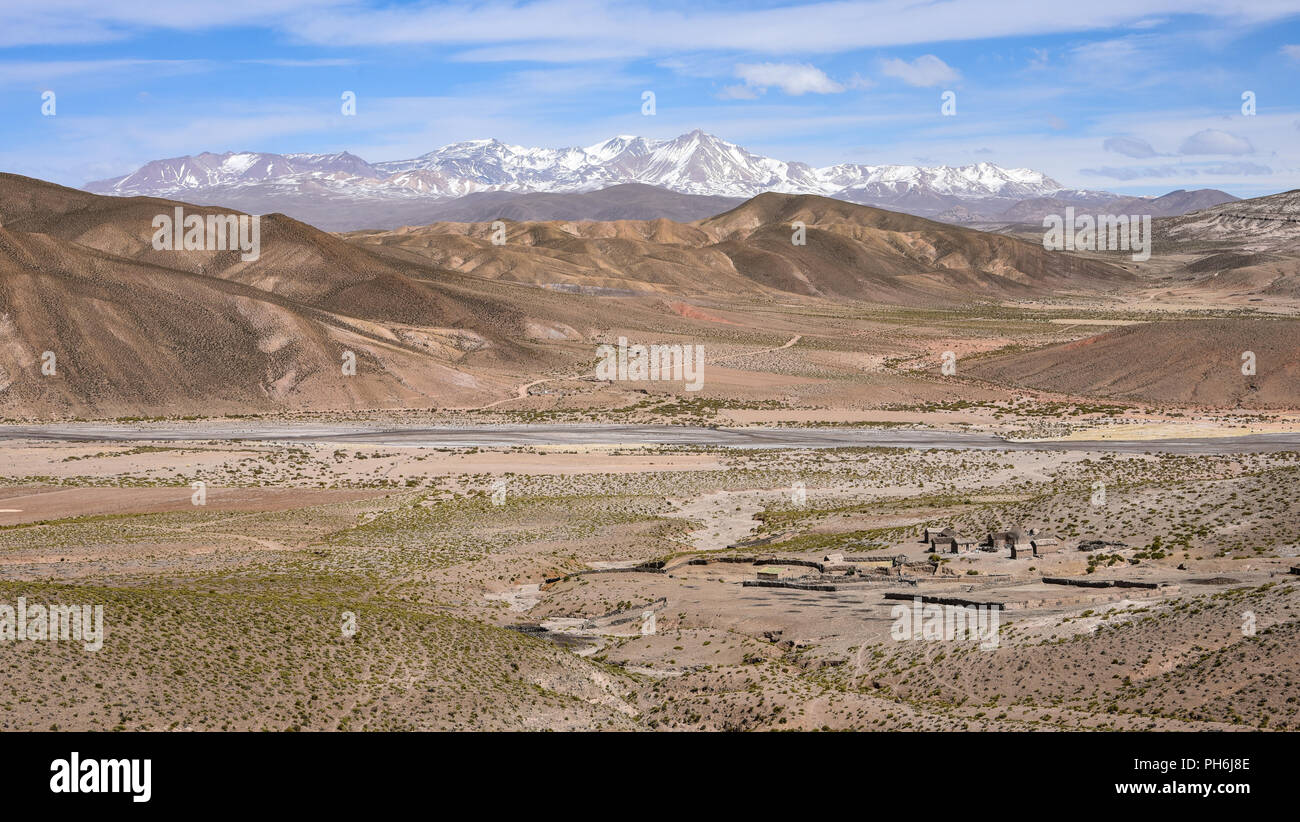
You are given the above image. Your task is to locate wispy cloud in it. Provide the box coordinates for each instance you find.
[5,0,1280,55]
[1081,164,1189,180]
[0,58,210,87]
[1103,136,1161,158]
[732,62,846,95]
[506,65,646,94]
[237,58,359,68]
[1203,161,1271,174]
[1081,160,1272,180]
[718,84,761,100]
[0,0,341,47]
[879,55,960,87]
[1179,128,1254,155]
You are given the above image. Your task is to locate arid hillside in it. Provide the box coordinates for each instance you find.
[1138,191,1300,302]
[1,172,532,334]
[1159,189,1300,252]
[0,221,532,417]
[411,183,746,224]
[349,192,1133,304]
[967,318,1300,408]
[16,173,1300,421]
[0,173,631,417]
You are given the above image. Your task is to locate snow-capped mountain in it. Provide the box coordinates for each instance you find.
[85,129,1069,203]
[819,161,1061,199]
[95,150,381,194]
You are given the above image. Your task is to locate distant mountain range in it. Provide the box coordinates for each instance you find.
[0,171,1131,417]
[2,168,1294,417]
[84,130,1239,231]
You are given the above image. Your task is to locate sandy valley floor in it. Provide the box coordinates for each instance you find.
[2,428,1297,731]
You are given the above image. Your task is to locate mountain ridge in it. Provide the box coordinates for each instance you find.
[83,130,1242,232]
[78,130,1076,208]
[86,130,1071,204]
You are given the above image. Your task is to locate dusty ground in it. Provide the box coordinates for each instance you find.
[3,433,1298,731]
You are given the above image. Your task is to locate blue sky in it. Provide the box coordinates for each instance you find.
[2,0,1299,196]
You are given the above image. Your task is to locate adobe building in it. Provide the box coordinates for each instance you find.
[930,532,979,554]
[922,525,954,543]
[987,528,1029,551]
[1030,536,1060,556]
[998,529,1059,558]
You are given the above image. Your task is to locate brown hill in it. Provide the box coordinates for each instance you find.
[0,173,1142,418]
[409,183,745,224]
[701,193,1132,299]
[996,189,1238,225]
[1107,188,1239,217]
[0,173,613,417]
[967,318,1300,408]
[1138,191,1300,302]
[1159,189,1300,252]
[0,222,526,418]
[0,173,517,334]
[349,192,1133,304]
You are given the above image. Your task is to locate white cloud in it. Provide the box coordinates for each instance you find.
[1179,128,1254,155]
[238,58,359,67]
[1282,44,1300,61]
[0,58,209,87]
[1064,36,1165,80]
[732,62,845,95]
[1203,162,1270,174]
[879,54,960,87]
[1082,160,1271,180]
[283,1,1300,55]
[1081,164,1189,180]
[1069,38,1143,67]
[718,84,761,100]
[1103,136,1160,158]
[453,42,636,63]
[507,66,644,94]
[0,0,339,47]
[12,0,1298,55]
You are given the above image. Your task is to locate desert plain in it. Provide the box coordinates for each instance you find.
[3,174,1300,731]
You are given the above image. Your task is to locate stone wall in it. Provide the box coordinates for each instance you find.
[544,564,666,584]
[1042,577,1162,590]
[742,580,839,592]
[883,592,1005,610]
[587,597,668,629]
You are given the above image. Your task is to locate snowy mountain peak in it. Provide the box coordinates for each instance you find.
[584,134,661,162]
[85,131,1072,205]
